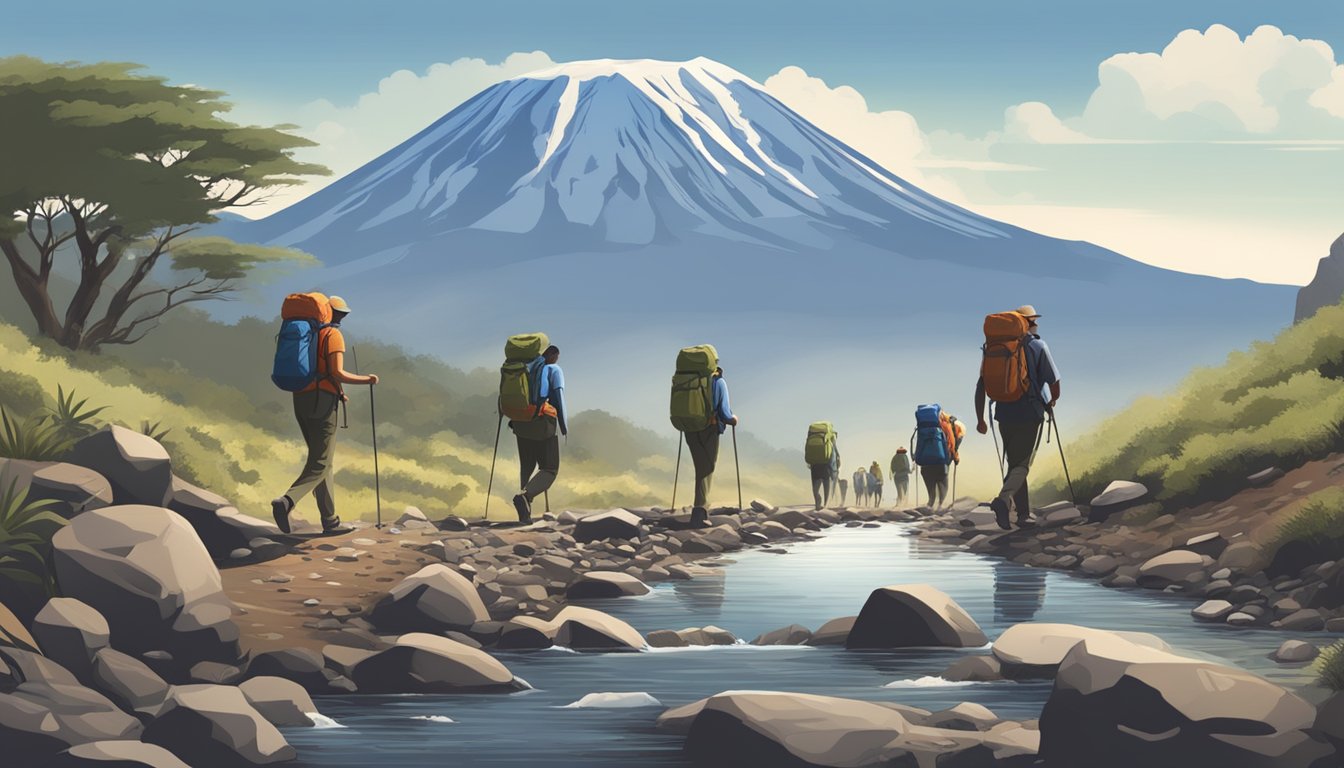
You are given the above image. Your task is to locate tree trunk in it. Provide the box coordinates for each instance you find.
[0,238,63,339]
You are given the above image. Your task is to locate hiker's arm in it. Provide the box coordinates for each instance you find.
[974,377,987,434]
[1048,381,1061,409]
[329,351,378,386]
[716,379,738,426]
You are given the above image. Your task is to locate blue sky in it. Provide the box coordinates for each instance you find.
[4,0,1343,283]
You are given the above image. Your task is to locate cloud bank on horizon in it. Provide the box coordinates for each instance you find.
[236,24,1344,286]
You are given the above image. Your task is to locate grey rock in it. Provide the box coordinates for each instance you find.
[992,624,1170,678]
[1217,541,1263,570]
[369,563,490,633]
[1273,640,1320,664]
[750,624,812,646]
[90,648,170,720]
[807,616,857,646]
[143,684,295,766]
[0,680,142,763]
[645,629,687,648]
[187,661,242,685]
[168,476,280,560]
[942,654,1004,682]
[1275,609,1326,631]
[0,459,113,519]
[566,572,650,599]
[32,598,110,683]
[67,426,173,507]
[1087,481,1148,521]
[243,648,330,693]
[1191,600,1235,622]
[346,633,520,693]
[238,676,317,727]
[44,741,191,767]
[1137,550,1204,588]
[573,510,643,543]
[847,584,987,648]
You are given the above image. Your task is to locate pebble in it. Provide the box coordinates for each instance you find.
[264,574,293,584]
[352,538,377,546]
[229,548,252,559]
[1273,640,1320,663]
[303,598,321,606]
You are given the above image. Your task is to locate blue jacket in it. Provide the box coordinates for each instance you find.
[537,363,568,435]
[712,376,734,435]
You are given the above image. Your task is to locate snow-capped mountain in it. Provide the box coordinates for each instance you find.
[220,58,1291,458]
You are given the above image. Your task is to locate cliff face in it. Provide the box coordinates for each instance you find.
[1296,234,1344,323]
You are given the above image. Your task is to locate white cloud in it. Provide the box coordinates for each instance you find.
[1001,102,1093,144]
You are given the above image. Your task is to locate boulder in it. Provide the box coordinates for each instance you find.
[1040,639,1335,767]
[66,427,173,507]
[1136,550,1205,588]
[645,629,687,648]
[923,702,1001,732]
[807,616,856,646]
[1276,609,1326,632]
[566,572,650,599]
[0,680,142,762]
[767,510,810,530]
[573,510,643,543]
[1191,600,1235,622]
[941,655,1003,682]
[243,648,330,692]
[0,600,40,653]
[675,626,737,646]
[346,633,520,693]
[1041,505,1083,527]
[167,476,280,559]
[1,646,81,687]
[32,598,110,683]
[749,499,777,513]
[89,648,170,720]
[554,607,645,651]
[51,506,240,670]
[368,563,490,633]
[1087,481,1148,521]
[1217,540,1263,571]
[846,585,988,648]
[25,461,113,519]
[238,676,316,727]
[1274,640,1320,664]
[750,624,812,646]
[991,624,1170,678]
[43,741,190,767]
[142,684,295,767]
[1182,532,1228,559]
[1080,555,1119,576]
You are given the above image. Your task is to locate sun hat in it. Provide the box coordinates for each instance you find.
[1013,304,1040,319]
[329,295,352,313]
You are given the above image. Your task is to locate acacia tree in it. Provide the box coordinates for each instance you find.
[0,56,328,350]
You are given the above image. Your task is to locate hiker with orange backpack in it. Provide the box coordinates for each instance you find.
[270,294,379,535]
[975,305,1061,530]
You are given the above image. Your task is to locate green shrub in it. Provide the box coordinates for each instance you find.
[1273,488,1344,552]
[0,407,77,461]
[45,386,107,444]
[0,369,46,416]
[0,476,66,615]
[1316,640,1344,690]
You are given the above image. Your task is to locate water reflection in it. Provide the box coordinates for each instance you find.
[993,561,1047,624]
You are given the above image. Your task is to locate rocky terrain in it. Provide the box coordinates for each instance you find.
[5,424,1344,766]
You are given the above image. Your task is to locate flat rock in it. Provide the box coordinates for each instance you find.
[992,624,1171,677]
[1192,600,1236,622]
[1137,550,1204,587]
[44,741,191,767]
[1087,481,1148,520]
[566,572,650,599]
[345,633,520,693]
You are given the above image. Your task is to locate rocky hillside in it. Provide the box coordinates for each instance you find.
[1297,233,1344,323]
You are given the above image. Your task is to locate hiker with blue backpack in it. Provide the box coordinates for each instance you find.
[975,305,1061,530]
[912,404,961,509]
[269,293,379,535]
[509,343,567,524]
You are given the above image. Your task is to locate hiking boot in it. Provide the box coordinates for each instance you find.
[690,507,709,527]
[1015,516,1034,528]
[322,516,353,535]
[990,497,1011,530]
[271,496,293,534]
[512,494,533,524]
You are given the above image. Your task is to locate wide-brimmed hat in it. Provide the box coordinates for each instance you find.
[329,295,352,313]
[1014,304,1040,319]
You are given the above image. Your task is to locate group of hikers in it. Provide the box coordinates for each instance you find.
[265,294,1058,535]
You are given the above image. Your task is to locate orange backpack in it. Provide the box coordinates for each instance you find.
[981,312,1033,403]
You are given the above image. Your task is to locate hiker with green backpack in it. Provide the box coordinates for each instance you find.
[269,293,378,536]
[805,422,839,511]
[669,345,738,526]
[974,305,1061,530]
[492,334,567,524]
[891,448,913,508]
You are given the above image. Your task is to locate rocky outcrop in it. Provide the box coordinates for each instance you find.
[0,672,143,761]
[991,623,1170,678]
[369,564,490,633]
[142,684,295,767]
[344,633,521,694]
[1040,638,1335,767]
[66,427,173,507]
[51,506,241,673]
[1295,233,1344,323]
[847,585,987,648]
[0,459,112,519]
[167,476,281,560]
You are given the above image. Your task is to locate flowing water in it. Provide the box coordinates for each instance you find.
[283,524,1337,767]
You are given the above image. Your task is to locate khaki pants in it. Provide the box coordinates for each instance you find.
[685,426,720,509]
[997,419,1043,518]
[513,417,560,502]
[286,389,340,524]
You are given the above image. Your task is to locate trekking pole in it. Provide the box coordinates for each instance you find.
[1049,408,1078,505]
[911,431,919,509]
[671,432,684,512]
[952,462,958,503]
[989,402,1006,479]
[484,414,503,521]
[732,424,743,511]
[544,490,550,515]
[369,382,382,529]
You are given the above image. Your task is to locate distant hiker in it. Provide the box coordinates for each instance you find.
[890,447,913,507]
[912,403,960,509]
[839,477,849,506]
[805,422,839,511]
[501,335,568,524]
[869,461,884,506]
[670,347,738,525]
[852,468,868,506]
[975,305,1061,530]
[270,294,378,535]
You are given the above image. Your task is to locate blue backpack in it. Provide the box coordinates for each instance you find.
[271,293,334,392]
[912,403,950,467]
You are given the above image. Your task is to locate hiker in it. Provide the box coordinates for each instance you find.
[890,447,913,507]
[975,304,1061,530]
[852,468,867,506]
[869,461,884,506]
[510,344,567,524]
[913,404,960,509]
[805,422,839,511]
[839,477,849,506]
[671,346,738,526]
[271,294,378,535]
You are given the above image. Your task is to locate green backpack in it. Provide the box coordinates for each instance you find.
[500,332,549,421]
[670,344,719,432]
[805,421,836,466]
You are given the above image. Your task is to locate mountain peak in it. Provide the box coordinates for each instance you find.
[516,56,757,87]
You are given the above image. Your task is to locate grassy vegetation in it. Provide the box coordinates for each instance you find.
[1316,640,1344,690]
[0,478,66,618]
[1273,488,1344,556]
[1038,300,1344,509]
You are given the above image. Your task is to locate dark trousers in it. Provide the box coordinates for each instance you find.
[686,426,720,509]
[285,389,340,524]
[921,465,949,508]
[517,435,560,501]
[810,465,832,509]
[895,477,909,504]
[997,419,1042,519]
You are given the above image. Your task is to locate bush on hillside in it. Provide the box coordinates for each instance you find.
[0,369,45,415]
[1316,640,1344,690]
[1273,488,1344,555]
